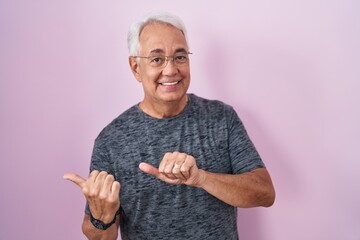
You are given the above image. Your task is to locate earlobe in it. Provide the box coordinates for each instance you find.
[129,57,142,82]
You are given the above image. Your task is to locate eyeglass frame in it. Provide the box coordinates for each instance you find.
[131,52,193,69]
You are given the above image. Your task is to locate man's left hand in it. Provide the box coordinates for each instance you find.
[139,151,206,187]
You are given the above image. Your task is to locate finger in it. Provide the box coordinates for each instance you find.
[89,171,108,197]
[162,152,178,176]
[173,169,186,181]
[139,162,160,178]
[63,173,86,188]
[181,155,196,179]
[88,170,100,184]
[111,181,121,196]
[172,153,187,180]
[158,152,171,172]
[100,174,115,196]
[94,171,108,186]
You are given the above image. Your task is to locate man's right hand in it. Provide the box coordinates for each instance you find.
[63,170,121,224]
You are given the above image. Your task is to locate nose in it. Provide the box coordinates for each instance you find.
[161,57,178,76]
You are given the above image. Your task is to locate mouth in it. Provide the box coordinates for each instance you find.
[159,79,182,86]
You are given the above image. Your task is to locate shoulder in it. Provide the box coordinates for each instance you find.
[95,105,139,141]
[188,94,236,118]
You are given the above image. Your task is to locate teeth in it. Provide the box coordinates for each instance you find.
[161,81,179,86]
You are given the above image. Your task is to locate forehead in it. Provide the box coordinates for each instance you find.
[139,23,188,54]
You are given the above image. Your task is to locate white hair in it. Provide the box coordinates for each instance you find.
[127,11,188,56]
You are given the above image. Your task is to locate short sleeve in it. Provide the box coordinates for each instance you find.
[227,108,265,174]
[89,137,115,175]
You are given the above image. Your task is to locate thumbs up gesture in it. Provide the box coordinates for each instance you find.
[64,170,121,224]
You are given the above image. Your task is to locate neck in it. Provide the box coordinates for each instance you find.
[139,95,188,118]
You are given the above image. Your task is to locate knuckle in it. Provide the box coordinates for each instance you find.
[88,192,96,198]
[98,192,108,200]
[114,181,121,188]
[181,166,189,172]
[106,174,115,181]
[82,187,89,195]
[187,155,195,163]
[90,170,99,177]
[108,196,118,204]
[88,188,99,197]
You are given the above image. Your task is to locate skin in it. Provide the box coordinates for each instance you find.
[129,23,191,118]
[64,22,275,240]
[63,171,120,240]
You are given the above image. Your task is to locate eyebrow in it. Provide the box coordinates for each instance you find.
[174,48,188,54]
[149,49,164,54]
[149,48,188,55]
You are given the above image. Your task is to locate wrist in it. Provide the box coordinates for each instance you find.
[100,214,117,224]
[89,211,116,231]
[195,169,207,188]
[89,209,117,224]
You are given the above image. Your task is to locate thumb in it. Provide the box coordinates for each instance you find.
[63,173,86,188]
[139,162,160,177]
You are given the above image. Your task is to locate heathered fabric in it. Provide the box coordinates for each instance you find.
[85,94,264,240]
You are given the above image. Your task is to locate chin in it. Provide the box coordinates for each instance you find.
[163,92,187,101]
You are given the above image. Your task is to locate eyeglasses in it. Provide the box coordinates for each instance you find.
[132,52,193,68]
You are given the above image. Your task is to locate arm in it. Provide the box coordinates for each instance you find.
[139,152,275,208]
[199,167,275,207]
[82,214,119,240]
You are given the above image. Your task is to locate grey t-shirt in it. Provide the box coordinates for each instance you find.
[86,94,264,240]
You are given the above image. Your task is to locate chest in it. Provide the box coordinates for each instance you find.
[110,117,231,178]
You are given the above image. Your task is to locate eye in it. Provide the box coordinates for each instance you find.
[174,55,188,63]
[150,56,164,64]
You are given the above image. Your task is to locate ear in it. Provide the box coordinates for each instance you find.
[129,57,142,82]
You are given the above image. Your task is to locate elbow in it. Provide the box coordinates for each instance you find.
[233,187,276,208]
[262,187,276,207]
[248,185,275,208]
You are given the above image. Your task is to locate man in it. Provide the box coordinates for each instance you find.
[64,11,275,240]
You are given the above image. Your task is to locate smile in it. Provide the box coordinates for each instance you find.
[159,80,181,86]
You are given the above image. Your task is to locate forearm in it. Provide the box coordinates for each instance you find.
[199,168,275,208]
[82,215,119,240]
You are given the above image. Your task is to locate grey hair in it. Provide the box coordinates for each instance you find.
[127,11,188,56]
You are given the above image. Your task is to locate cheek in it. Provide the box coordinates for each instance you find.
[180,69,191,81]
[140,68,160,82]
[142,72,163,89]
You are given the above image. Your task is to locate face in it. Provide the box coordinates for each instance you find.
[129,23,191,106]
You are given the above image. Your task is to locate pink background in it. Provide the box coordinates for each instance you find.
[1,0,359,239]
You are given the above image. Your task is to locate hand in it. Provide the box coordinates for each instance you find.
[63,170,121,224]
[139,152,206,187]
